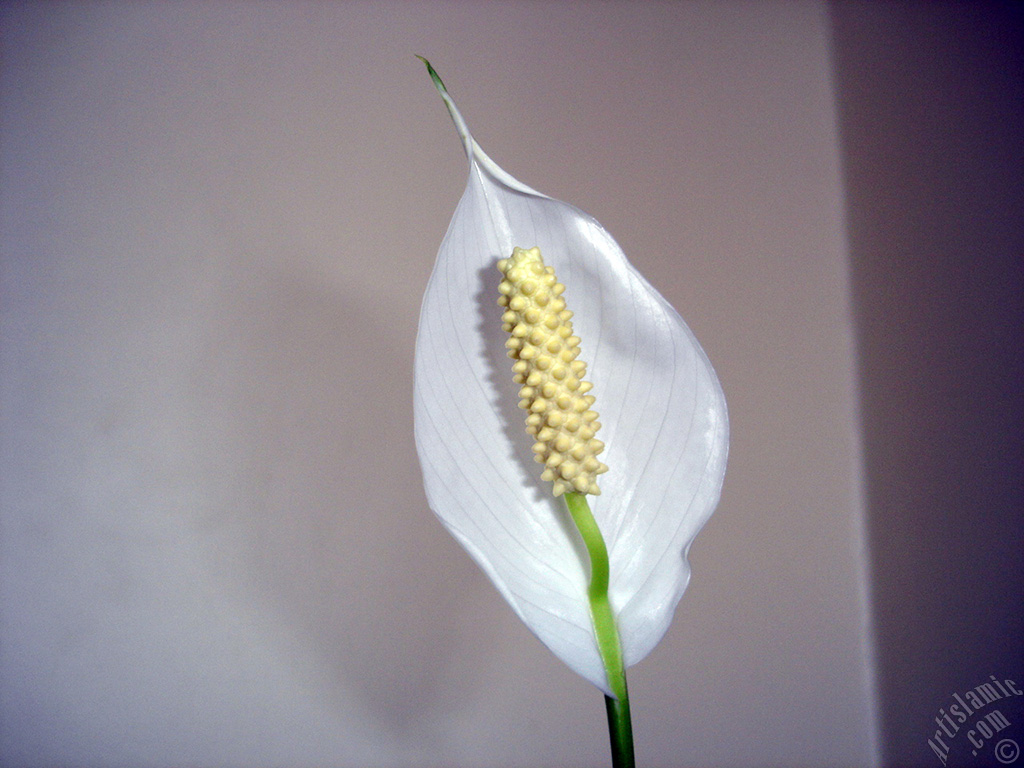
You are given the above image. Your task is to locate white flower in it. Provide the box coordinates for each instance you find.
[413,62,728,694]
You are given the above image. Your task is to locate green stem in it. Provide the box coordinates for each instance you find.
[605,694,635,768]
[564,492,635,768]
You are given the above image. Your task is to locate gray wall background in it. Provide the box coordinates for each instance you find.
[832,2,1023,766]
[1,2,1020,767]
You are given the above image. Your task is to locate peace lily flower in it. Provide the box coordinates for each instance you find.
[413,59,728,756]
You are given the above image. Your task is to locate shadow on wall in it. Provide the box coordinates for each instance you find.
[829,3,1024,766]
[180,251,504,744]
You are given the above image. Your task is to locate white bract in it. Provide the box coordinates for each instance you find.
[413,67,728,694]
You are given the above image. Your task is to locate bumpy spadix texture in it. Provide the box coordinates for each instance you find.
[414,62,729,695]
[499,246,608,496]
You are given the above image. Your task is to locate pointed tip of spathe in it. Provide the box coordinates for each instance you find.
[416,55,449,97]
[417,56,475,161]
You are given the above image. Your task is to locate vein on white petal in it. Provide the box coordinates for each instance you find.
[419,280,553,599]
[617,306,685,570]
[607,275,654,547]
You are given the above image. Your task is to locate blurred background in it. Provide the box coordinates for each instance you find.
[1,2,1020,767]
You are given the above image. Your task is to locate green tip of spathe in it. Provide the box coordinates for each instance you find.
[416,55,449,96]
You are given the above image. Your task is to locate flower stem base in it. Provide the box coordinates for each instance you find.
[605,693,635,768]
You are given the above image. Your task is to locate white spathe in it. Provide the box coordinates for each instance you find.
[413,68,728,695]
